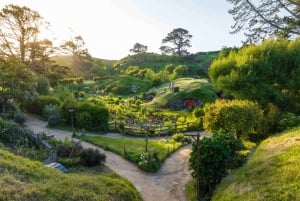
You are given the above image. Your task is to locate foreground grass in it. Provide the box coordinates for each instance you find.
[211,127,300,201]
[0,149,142,201]
[79,135,182,171]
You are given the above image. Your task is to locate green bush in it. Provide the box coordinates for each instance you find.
[75,102,109,131]
[57,157,81,168]
[36,76,50,95]
[278,112,300,131]
[23,95,61,116]
[13,112,26,125]
[172,133,185,142]
[76,111,93,129]
[137,152,161,172]
[44,104,61,126]
[80,148,106,167]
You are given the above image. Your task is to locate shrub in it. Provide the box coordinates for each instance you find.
[172,133,185,142]
[203,99,264,140]
[75,102,109,131]
[80,148,106,167]
[36,76,50,95]
[44,104,61,126]
[13,112,26,125]
[278,112,300,131]
[189,132,245,199]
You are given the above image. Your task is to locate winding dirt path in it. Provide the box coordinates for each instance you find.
[26,115,192,201]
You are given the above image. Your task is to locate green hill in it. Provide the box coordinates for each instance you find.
[143,78,217,107]
[0,148,142,201]
[211,127,300,201]
[113,51,219,74]
[52,55,117,76]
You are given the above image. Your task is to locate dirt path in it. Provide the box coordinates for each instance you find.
[26,115,193,201]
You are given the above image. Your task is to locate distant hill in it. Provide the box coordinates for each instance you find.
[113,51,219,75]
[211,127,300,201]
[52,51,219,77]
[52,55,117,76]
[0,148,142,201]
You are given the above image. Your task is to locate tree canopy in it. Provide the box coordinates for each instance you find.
[0,4,48,64]
[0,57,37,112]
[227,0,300,43]
[130,43,148,54]
[209,39,300,113]
[160,28,192,57]
[203,99,264,139]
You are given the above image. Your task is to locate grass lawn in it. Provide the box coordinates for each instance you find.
[79,135,182,172]
[0,148,142,201]
[211,127,300,201]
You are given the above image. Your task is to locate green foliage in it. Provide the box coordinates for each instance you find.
[80,148,106,167]
[0,57,37,113]
[278,112,300,132]
[211,127,300,201]
[76,111,93,129]
[13,112,26,125]
[75,102,109,131]
[203,99,264,140]
[172,133,185,142]
[0,148,142,201]
[36,76,50,95]
[160,28,192,57]
[44,104,61,126]
[209,39,300,114]
[80,135,182,172]
[189,132,245,199]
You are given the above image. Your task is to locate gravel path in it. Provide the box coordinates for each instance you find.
[26,115,193,201]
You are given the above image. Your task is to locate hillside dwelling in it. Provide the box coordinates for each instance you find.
[167,98,202,110]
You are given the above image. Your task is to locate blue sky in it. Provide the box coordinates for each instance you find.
[0,0,244,60]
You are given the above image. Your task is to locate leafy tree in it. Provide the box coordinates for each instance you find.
[227,0,300,44]
[0,4,50,64]
[60,35,92,75]
[203,99,264,139]
[160,28,192,57]
[172,65,188,79]
[0,57,37,113]
[189,132,245,199]
[36,76,50,95]
[89,58,108,77]
[209,39,300,113]
[130,43,148,54]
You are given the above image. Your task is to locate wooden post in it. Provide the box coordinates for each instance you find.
[196,132,201,201]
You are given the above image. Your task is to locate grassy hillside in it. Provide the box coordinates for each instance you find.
[0,148,142,201]
[143,78,217,107]
[211,127,300,201]
[52,55,117,75]
[111,51,219,75]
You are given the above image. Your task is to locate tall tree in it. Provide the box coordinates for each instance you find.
[0,4,48,64]
[130,43,148,54]
[227,0,300,44]
[60,35,92,75]
[160,28,192,57]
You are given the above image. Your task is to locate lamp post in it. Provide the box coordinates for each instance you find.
[68,106,75,133]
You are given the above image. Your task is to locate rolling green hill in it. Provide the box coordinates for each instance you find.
[52,51,218,77]
[113,51,219,74]
[0,148,142,201]
[52,55,117,76]
[143,78,217,107]
[211,127,300,201]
